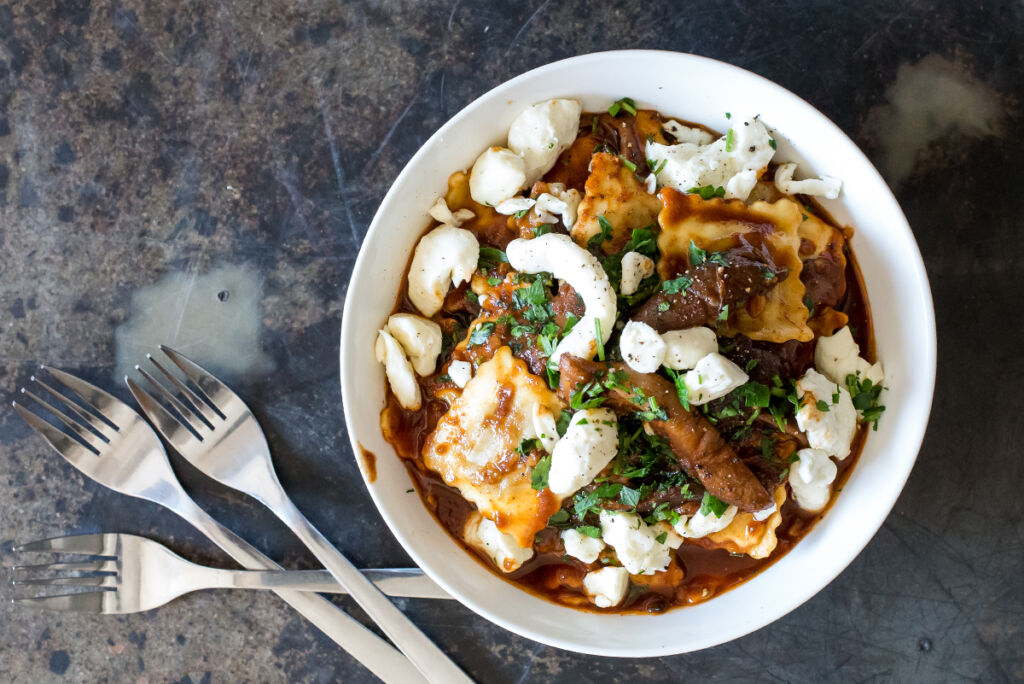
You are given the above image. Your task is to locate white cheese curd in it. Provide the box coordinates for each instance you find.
[469,146,527,206]
[463,514,534,573]
[815,325,885,388]
[788,448,838,512]
[547,409,618,497]
[386,314,442,376]
[582,566,629,608]
[507,98,583,185]
[774,162,842,200]
[661,119,714,145]
[448,360,473,388]
[506,233,616,363]
[646,117,775,201]
[494,197,536,215]
[753,503,777,522]
[619,251,655,296]
[428,197,475,227]
[662,327,719,370]
[619,320,666,373]
[531,403,560,453]
[374,329,421,410]
[795,368,857,459]
[674,504,738,538]
[599,511,675,575]
[644,172,657,194]
[533,192,567,224]
[407,225,480,317]
[684,353,749,405]
[544,183,582,228]
[561,528,605,564]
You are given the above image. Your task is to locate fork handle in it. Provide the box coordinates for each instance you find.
[212,568,452,600]
[170,496,428,684]
[270,495,472,684]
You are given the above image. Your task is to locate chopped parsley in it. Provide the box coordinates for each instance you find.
[768,138,777,150]
[816,399,830,412]
[619,486,641,508]
[717,304,730,321]
[533,223,553,237]
[530,452,552,490]
[467,322,495,346]
[689,240,707,266]
[745,358,759,372]
[845,373,886,430]
[487,276,503,286]
[548,509,570,526]
[688,185,726,200]
[654,531,668,544]
[662,276,692,295]
[556,410,572,437]
[725,128,735,153]
[588,214,614,250]
[513,208,530,220]
[577,525,602,538]
[518,437,541,459]
[477,246,508,271]
[658,301,671,312]
[594,319,605,361]
[608,96,638,117]
[464,289,479,305]
[619,155,637,173]
[665,368,690,410]
[699,491,729,518]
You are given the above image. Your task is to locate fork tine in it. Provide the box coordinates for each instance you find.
[13,592,107,612]
[12,560,117,573]
[30,375,115,440]
[158,346,230,416]
[135,365,210,435]
[42,366,135,430]
[19,387,107,451]
[146,355,219,427]
[13,402,97,464]
[13,575,116,588]
[15,534,113,554]
[125,377,202,453]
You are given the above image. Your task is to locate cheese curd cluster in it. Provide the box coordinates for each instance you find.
[377,97,884,612]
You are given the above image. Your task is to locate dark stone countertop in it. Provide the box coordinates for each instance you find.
[1,1,1022,682]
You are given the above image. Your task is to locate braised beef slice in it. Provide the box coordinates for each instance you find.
[721,335,814,386]
[801,238,847,307]
[633,245,787,333]
[550,282,585,328]
[557,355,772,512]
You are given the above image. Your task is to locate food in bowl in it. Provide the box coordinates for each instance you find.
[374,96,887,613]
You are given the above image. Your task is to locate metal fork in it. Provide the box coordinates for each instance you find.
[127,347,469,684]
[12,367,426,684]
[9,533,451,612]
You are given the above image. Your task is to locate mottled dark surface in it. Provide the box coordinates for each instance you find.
[1,1,1022,682]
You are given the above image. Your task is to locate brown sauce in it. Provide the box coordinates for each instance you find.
[357,443,377,483]
[378,108,876,614]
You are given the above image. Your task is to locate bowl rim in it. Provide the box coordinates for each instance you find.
[340,49,936,656]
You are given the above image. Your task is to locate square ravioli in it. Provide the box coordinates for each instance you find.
[422,346,563,547]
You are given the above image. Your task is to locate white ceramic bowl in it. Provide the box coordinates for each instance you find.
[340,50,936,656]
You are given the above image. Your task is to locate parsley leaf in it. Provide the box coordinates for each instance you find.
[725,128,735,153]
[845,373,886,430]
[662,276,692,294]
[577,525,602,538]
[816,399,830,412]
[665,368,690,410]
[573,489,601,518]
[658,301,671,312]
[530,453,552,490]
[548,509,570,526]
[608,96,638,117]
[467,322,495,346]
[689,240,707,266]
[588,215,614,250]
[768,138,777,150]
[687,185,726,200]
[619,486,641,508]
[477,246,508,271]
[699,491,729,518]
[654,531,668,544]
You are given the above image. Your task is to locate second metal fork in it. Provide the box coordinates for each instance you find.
[10,533,451,613]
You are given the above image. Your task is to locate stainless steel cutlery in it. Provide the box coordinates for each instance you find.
[11,363,447,684]
[9,532,451,612]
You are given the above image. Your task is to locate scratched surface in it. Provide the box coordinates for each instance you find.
[1,1,1022,682]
